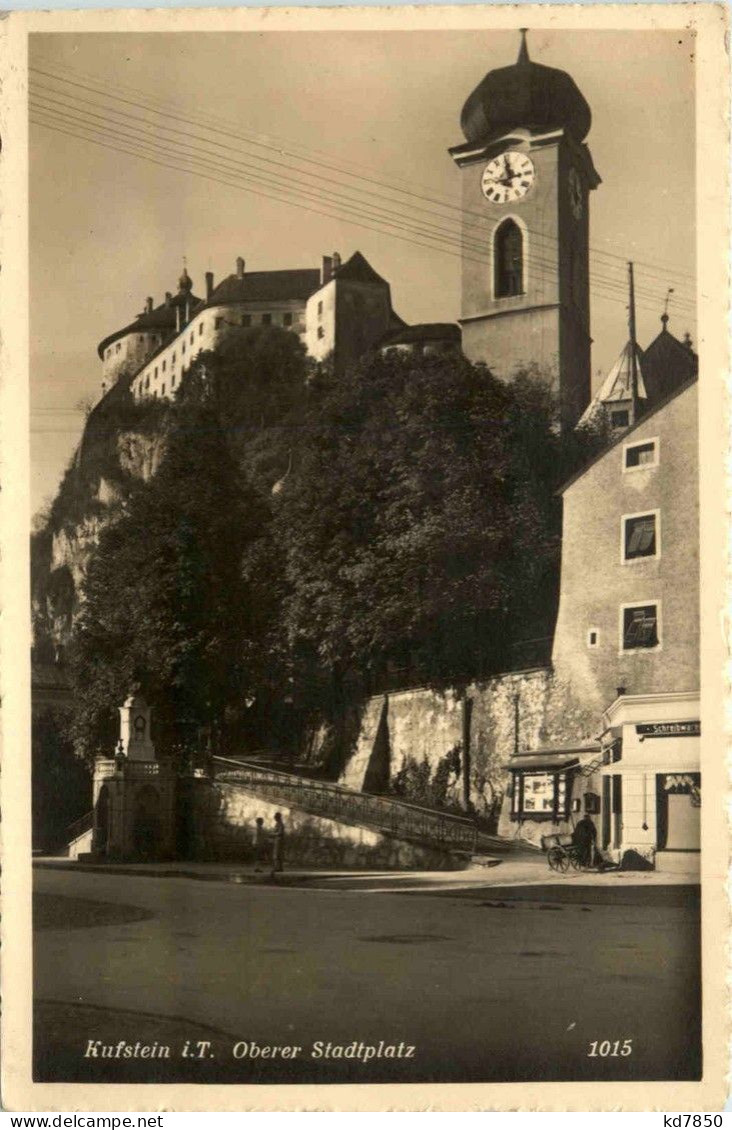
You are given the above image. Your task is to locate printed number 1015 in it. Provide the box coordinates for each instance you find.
[588,1039,633,1057]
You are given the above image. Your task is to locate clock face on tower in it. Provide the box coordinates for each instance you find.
[481,151,535,205]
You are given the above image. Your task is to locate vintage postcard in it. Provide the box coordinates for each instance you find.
[1,2,729,1111]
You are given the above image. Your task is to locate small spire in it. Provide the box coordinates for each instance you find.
[518,28,530,64]
[661,286,674,328]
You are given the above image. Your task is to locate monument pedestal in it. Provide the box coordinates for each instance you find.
[91,693,177,861]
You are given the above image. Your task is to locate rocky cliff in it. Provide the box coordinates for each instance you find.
[32,384,170,657]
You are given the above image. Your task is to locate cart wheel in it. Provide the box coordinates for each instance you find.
[570,851,582,871]
[547,847,565,872]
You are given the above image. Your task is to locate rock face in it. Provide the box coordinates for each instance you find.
[32,404,168,655]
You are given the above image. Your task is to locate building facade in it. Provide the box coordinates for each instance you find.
[502,377,699,869]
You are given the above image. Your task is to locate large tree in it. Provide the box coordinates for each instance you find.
[273,351,566,694]
[67,403,271,762]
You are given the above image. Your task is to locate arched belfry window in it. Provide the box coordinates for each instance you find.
[494,219,524,298]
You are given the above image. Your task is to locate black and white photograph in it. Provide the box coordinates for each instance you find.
[1,3,728,1110]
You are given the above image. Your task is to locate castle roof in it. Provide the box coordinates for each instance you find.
[208,269,321,306]
[578,318,698,427]
[97,290,202,359]
[641,317,698,403]
[331,250,389,286]
[578,340,647,426]
[460,31,592,146]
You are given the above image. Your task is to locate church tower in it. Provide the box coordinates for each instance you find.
[449,32,601,427]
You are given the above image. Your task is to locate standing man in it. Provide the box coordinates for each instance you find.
[253,817,266,873]
[271,812,285,877]
[572,813,597,867]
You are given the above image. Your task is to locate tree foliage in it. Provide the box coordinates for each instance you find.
[67,403,271,761]
[59,331,608,764]
[273,351,566,690]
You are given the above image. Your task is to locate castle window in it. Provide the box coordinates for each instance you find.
[318,301,323,317]
[624,438,658,471]
[620,603,660,652]
[162,383,166,395]
[622,512,659,562]
[262,313,272,326]
[145,376,150,390]
[241,315,251,327]
[283,312,293,326]
[182,342,186,354]
[116,342,121,353]
[162,360,166,372]
[494,219,524,298]
[190,332,194,345]
[611,409,630,429]
[587,628,600,648]
[199,323,204,336]
[317,326,325,340]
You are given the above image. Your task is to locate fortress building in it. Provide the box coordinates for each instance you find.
[97,251,461,404]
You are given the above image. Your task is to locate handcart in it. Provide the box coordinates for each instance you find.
[542,832,583,873]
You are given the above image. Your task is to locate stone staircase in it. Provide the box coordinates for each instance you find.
[213,755,481,857]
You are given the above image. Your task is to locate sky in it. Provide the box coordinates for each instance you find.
[29,27,696,517]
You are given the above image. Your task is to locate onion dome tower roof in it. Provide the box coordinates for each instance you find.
[460,30,592,145]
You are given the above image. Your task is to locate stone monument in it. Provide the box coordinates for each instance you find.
[90,692,176,860]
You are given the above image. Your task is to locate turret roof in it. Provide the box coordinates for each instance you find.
[460,30,592,146]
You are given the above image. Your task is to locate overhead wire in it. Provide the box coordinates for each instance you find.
[29,61,698,291]
[30,78,697,313]
[31,109,689,327]
[29,100,695,322]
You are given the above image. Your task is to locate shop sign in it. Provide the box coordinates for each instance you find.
[636,721,700,741]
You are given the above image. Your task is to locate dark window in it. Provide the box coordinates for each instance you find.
[622,605,659,650]
[317,301,323,317]
[116,343,121,353]
[162,383,166,395]
[162,360,166,372]
[317,326,325,340]
[139,335,144,343]
[262,313,272,326]
[624,514,657,560]
[241,315,251,327]
[494,219,523,297]
[625,440,656,468]
[199,323,204,336]
[182,342,186,354]
[283,312,293,326]
[145,376,150,390]
[190,332,194,345]
[588,630,598,647]
[215,317,224,329]
[611,409,630,428]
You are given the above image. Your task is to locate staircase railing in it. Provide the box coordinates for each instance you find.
[213,756,477,853]
[66,810,93,844]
